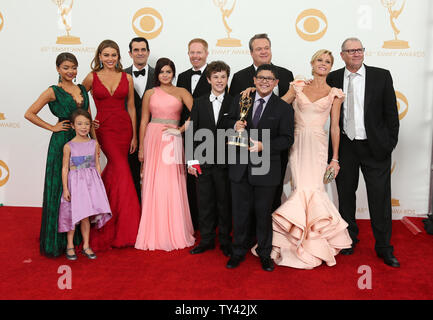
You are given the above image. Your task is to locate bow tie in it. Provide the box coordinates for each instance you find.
[133,69,146,77]
[210,94,223,103]
[191,70,202,76]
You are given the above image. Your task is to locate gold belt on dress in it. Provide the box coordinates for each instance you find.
[150,118,179,126]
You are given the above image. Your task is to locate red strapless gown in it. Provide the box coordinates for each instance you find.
[89,72,140,251]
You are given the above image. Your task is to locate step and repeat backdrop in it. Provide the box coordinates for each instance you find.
[0,0,432,219]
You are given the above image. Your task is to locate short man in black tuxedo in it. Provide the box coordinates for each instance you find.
[327,37,400,267]
[177,38,212,230]
[186,61,233,257]
[229,33,294,212]
[124,37,155,201]
[225,64,294,271]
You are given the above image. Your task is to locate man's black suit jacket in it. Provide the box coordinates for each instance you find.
[224,93,294,186]
[326,64,399,160]
[176,67,212,125]
[229,64,294,98]
[124,65,155,136]
[187,93,234,169]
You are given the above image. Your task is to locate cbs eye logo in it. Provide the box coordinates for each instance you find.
[395,91,408,120]
[0,160,10,187]
[0,12,4,32]
[132,8,163,39]
[295,9,328,42]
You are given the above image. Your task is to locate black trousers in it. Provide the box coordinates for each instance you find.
[231,174,277,258]
[336,134,393,255]
[196,166,232,246]
[128,150,141,202]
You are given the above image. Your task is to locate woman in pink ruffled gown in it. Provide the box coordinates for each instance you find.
[271,49,352,269]
[135,58,195,251]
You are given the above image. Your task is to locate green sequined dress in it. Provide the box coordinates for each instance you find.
[39,84,89,257]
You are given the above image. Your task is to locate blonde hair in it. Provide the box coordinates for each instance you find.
[310,49,334,75]
[188,38,208,52]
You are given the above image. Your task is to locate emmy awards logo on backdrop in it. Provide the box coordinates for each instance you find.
[0,160,10,187]
[381,0,409,49]
[52,0,81,44]
[213,0,242,47]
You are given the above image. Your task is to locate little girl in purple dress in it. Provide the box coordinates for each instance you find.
[58,108,112,260]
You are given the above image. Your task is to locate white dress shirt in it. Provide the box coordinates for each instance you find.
[343,65,367,140]
[132,64,149,98]
[191,64,207,94]
[209,92,224,124]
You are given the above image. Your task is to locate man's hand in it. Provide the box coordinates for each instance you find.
[248,138,263,152]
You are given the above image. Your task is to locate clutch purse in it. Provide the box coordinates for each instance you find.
[323,167,335,184]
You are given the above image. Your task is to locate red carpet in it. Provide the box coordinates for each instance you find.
[1,206,433,300]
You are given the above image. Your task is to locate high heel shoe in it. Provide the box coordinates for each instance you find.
[81,247,97,260]
[66,247,77,261]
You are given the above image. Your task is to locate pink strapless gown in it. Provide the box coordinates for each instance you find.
[135,87,195,251]
[271,86,352,269]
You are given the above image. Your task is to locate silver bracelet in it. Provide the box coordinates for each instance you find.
[331,159,339,163]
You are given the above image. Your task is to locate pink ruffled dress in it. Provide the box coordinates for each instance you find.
[270,85,352,269]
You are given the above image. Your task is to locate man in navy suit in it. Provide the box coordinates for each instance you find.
[225,64,294,271]
[327,37,400,267]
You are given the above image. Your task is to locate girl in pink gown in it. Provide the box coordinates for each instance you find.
[135,58,195,251]
[271,50,352,269]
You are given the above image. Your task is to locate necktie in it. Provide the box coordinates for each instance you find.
[345,73,357,140]
[191,70,202,76]
[252,98,265,128]
[133,69,146,77]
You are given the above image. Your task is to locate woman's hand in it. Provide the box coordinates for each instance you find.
[327,159,340,178]
[52,120,71,132]
[240,87,256,99]
[138,148,144,162]
[93,119,100,130]
[130,136,137,154]
[163,127,181,136]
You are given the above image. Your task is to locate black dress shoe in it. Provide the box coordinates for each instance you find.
[226,255,245,269]
[260,257,274,272]
[340,247,354,255]
[189,243,215,255]
[220,244,232,257]
[377,252,400,268]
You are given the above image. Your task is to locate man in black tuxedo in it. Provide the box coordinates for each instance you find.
[327,37,400,267]
[124,37,155,201]
[186,61,233,257]
[177,38,212,230]
[229,33,294,212]
[225,64,294,271]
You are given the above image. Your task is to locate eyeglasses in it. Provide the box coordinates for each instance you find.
[342,48,365,55]
[256,76,276,82]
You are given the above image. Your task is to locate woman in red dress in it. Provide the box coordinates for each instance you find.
[82,40,140,251]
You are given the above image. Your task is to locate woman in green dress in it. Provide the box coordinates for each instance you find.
[25,53,91,257]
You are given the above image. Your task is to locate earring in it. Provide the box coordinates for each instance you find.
[58,73,62,83]
[115,63,119,69]
[100,61,103,69]
[73,77,77,83]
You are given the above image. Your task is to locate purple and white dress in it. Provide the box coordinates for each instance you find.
[58,139,112,232]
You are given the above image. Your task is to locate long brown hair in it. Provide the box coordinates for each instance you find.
[91,39,123,72]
